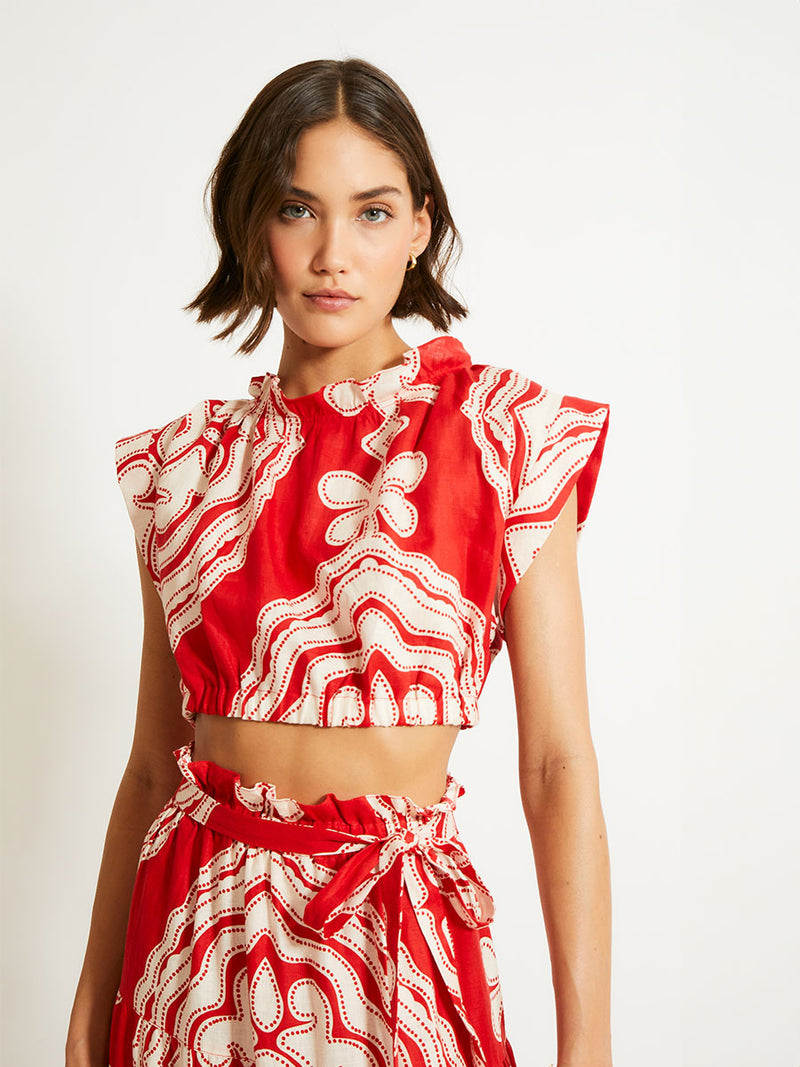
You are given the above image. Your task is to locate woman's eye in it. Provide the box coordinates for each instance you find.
[281,203,310,220]
[361,206,392,223]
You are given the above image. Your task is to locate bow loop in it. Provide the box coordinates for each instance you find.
[302,822,495,937]
[417,838,497,927]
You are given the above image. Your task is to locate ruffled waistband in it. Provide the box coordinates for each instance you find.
[172,740,466,836]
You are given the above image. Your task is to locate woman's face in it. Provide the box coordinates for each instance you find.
[263,117,431,350]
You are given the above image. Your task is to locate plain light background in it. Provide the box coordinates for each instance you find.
[2,2,798,1065]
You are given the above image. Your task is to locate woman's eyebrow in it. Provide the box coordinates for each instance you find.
[287,185,404,202]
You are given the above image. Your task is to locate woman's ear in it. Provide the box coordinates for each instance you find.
[412,193,433,254]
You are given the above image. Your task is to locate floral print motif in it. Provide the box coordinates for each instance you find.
[114,335,610,730]
[318,449,428,545]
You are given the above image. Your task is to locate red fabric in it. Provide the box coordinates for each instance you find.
[114,336,610,728]
[110,337,610,1063]
[108,743,518,1067]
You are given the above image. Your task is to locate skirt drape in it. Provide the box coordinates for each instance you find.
[109,740,517,1067]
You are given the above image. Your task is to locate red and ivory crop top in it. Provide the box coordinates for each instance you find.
[114,335,610,729]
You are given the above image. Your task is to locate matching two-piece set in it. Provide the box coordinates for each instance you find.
[109,334,610,1067]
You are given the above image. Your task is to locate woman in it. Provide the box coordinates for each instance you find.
[66,57,612,1067]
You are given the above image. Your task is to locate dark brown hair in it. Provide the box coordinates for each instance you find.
[183,57,468,355]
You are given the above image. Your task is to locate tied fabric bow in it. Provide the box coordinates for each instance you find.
[172,766,496,935]
[172,772,500,1067]
[300,817,497,1067]
[302,818,496,936]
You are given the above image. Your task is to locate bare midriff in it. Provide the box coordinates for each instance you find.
[192,715,463,808]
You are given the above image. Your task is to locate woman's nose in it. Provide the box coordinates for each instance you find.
[311,220,352,274]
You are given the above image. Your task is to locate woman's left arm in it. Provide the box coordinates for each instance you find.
[504,485,613,1067]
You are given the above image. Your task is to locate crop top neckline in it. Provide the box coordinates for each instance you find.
[246,338,435,417]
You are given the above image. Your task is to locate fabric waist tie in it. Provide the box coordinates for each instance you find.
[169,769,499,1066]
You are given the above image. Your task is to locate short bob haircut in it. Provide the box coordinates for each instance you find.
[184,57,468,356]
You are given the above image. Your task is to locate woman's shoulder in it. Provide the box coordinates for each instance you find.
[428,334,571,400]
[426,336,556,430]
[434,338,610,472]
[450,337,608,414]
[114,392,254,473]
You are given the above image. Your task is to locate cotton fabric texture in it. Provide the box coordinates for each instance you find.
[108,334,610,1066]
[114,335,610,728]
[109,746,515,1066]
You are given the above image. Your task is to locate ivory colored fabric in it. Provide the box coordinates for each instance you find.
[109,744,517,1066]
[114,335,610,729]
[109,334,610,1064]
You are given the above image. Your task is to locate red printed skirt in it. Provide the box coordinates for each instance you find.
[109,741,518,1067]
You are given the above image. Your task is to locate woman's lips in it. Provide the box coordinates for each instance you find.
[304,293,358,311]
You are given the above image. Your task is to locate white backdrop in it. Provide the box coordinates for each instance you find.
[2,2,798,1065]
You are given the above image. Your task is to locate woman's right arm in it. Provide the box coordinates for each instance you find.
[65,545,195,1067]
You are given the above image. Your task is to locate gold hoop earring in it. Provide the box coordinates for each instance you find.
[405,252,417,272]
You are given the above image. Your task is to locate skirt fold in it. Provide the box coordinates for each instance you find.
[110,741,517,1067]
